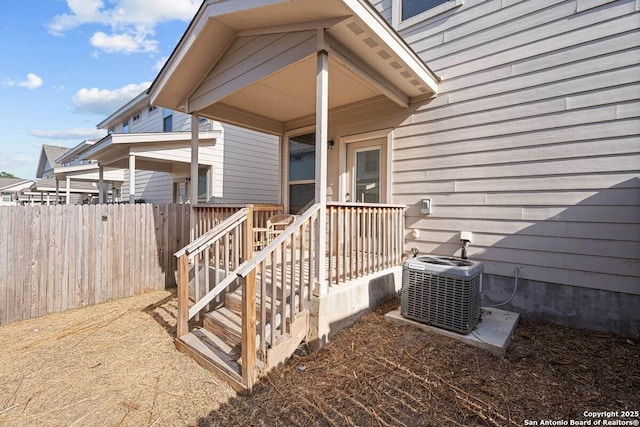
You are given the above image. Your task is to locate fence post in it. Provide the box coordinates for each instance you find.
[242,205,257,391]
[177,254,189,337]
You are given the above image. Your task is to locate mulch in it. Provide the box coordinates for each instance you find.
[1,292,637,426]
[196,298,640,426]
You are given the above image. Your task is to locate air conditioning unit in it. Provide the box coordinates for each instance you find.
[401,255,483,334]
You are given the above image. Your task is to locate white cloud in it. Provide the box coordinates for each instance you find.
[29,128,107,140]
[3,73,44,90]
[153,56,169,72]
[49,0,200,54]
[90,30,158,54]
[72,82,151,115]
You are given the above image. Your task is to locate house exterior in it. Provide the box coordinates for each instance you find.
[0,178,34,206]
[78,91,280,204]
[145,0,638,390]
[370,0,640,334]
[30,144,99,204]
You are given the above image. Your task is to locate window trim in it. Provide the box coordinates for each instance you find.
[392,0,463,30]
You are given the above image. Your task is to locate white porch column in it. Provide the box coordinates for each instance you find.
[314,49,329,297]
[65,176,71,205]
[98,164,106,204]
[55,179,60,205]
[128,153,136,203]
[190,113,200,241]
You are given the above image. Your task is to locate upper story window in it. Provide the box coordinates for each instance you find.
[132,112,140,122]
[162,109,173,132]
[122,120,129,133]
[393,0,463,29]
[148,106,157,113]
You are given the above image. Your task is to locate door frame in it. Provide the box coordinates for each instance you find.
[339,129,393,204]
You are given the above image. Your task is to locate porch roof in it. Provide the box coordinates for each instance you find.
[82,130,221,173]
[149,0,439,135]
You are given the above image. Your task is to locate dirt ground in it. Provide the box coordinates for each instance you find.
[1,292,638,427]
[0,290,235,427]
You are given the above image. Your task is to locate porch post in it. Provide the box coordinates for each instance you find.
[55,179,59,205]
[314,49,329,297]
[65,176,71,205]
[98,164,105,204]
[128,153,136,203]
[190,114,200,241]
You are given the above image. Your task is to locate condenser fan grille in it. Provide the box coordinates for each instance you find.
[401,256,482,334]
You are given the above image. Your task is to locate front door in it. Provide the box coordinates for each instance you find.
[347,138,387,204]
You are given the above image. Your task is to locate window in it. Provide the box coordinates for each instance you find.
[162,109,173,132]
[132,112,140,122]
[148,106,157,113]
[122,120,129,133]
[288,132,315,214]
[2,193,11,202]
[393,0,462,29]
[198,167,208,202]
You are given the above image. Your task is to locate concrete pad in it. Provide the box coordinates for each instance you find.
[384,307,520,356]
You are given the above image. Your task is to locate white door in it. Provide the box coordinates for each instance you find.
[346,138,387,204]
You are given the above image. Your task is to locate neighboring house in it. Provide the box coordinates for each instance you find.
[31,144,99,204]
[145,0,638,390]
[0,177,34,206]
[79,91,280,204]
[53,139,126,203]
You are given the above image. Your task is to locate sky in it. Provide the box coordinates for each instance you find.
[0,0,202,179]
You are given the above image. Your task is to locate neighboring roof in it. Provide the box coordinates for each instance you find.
[0,177,33,191]
[97,90,150,130]
[149,0,439,134]
[82,130,221,172]
[55,139,100,165]
[36,145,71,178]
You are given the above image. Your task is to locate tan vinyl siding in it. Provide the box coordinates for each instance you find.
[375,0,640,294]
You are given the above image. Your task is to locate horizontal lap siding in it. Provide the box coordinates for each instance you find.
[385,0,640,294]
[215,124,280,204]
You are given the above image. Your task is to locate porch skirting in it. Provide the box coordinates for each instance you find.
[307,266,403,349]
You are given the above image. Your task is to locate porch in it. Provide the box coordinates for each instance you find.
[176,202,406,391]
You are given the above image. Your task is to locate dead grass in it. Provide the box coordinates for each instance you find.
[0,290,234,427]
[1,293,638,427]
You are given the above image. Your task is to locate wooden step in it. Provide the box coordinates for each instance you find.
[175,328,244,392]
[203,307,242,348]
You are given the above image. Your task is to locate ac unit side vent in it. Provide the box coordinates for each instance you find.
[401,256,482,335]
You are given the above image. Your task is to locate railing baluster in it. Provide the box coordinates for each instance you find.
[270,250,276,346]
[260,262,266,357]
[290,231,296,322]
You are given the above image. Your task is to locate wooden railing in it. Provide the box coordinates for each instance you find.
[235,203,320,389]
[193,203,283,238]
[175,208,250,337]
[326,202,406,287]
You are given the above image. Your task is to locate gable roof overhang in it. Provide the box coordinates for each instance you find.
[149,0,438,135]
[82,131,221,173]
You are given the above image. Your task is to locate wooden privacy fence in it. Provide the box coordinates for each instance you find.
[0,203,190,325]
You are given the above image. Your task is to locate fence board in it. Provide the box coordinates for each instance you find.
[0,204,190,325]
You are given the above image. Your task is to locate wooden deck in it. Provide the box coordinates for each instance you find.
[177,203,406,391]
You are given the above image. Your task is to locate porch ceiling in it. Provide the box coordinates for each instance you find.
[149,0,439,135]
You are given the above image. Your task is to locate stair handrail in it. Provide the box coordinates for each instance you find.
[236,203,321,278]
[175,207,250,337]
[174,207,249,260]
